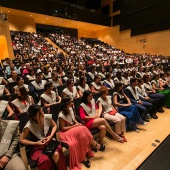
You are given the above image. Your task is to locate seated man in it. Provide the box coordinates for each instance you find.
[124,78,152,122]
[0,114,25,170]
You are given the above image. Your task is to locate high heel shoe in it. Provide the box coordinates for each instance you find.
[92,142,105,152]
[82,159,90,168]
[116,137,124,143]
[120,135,127,142]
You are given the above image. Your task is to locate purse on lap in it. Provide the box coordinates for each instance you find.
[109,110,117,115]
[42,139,60,157]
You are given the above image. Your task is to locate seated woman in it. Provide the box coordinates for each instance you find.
[159,73,170,90]
[41,82,61,108]
[58,97,102,169]
[12,86,34,114]
[13,76,29,93]
[43,67,52,79]
[97,86,126,142]
[79,90,124,146]
[26,68,36,81]
[103,73,115,89]
[0,99,14,117]
[113,82,145,132]
[19,104,67,170]
[91,75,102,93]
[0,84,10,96]
[151,74,170,108]
[62,79,80,99]
[143,74,165,112]
[77,76,91,97]
[98,66,106,79]
[122,72,130,85]
[49,71,63,88]
[7,70,17,82]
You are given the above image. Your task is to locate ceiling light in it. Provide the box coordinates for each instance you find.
[7,11,10,13]
[30,15,32,16]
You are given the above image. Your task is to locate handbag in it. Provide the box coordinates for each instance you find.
[42,139,60,157]
[109,110,117,115]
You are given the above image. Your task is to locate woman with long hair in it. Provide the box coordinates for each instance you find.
[41,81,61,108]
[79,90,124,146]
[77,76,91,97]
[12,86,34,114]
[19,104,67,170]
[13,76,29,93]
[113,82,145,132]
[91,75,102,93]
[49,71,63,88]
[62,79,80,99]
[58,97,102,169]
[97,86,127,142]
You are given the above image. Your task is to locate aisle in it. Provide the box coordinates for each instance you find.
[82,108,170,170]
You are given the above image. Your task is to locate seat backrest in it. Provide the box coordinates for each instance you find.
[92,92,101,102]
[50,103,61,122]
[57,85,66,96]
[17,112,29,132]
[73,97,82,116]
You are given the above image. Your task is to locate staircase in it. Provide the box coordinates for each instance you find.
[45,37,68,57]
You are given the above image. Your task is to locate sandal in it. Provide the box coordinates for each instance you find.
[117,137,124,143]
[82,159,90,168]
[98,144,105,151]
[120,135,127,142]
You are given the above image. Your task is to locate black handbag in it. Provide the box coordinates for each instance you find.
[42,139,60,157]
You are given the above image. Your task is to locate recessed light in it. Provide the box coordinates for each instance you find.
[42,22,44,23]
[30,15,32,16]
[47,18,48,19]
[7,11,10,13]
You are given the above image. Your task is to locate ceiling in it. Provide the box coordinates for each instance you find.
[3,7,109,32]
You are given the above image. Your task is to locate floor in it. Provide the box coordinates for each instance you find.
[82,107,170,170]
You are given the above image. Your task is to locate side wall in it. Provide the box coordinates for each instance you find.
[96,26,170,56]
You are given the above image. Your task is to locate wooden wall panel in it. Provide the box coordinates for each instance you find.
[8,15,36,33]
[78,30,97,39]
[96,26,170,56]
[0,20,14,59]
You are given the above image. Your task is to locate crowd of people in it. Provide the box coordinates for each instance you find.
[0,30,170,170]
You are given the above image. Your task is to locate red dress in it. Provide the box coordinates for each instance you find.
[79,103,98,129]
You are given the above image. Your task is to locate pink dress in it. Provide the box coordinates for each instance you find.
[59,125,94,170]
[79,103,98,129]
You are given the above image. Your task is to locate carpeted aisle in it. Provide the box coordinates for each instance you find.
[137,134,170,170]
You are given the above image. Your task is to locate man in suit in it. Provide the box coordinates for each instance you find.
[124,78,152,122]
[0,115,25,170]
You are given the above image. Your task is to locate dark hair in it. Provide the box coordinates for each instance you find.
[67,79,73,86]
[28,68,34,75]
[27,104,41,122]
[44,81,53,91]
[160,73,165,78]
[94,74,101,82]
[17,86,28,101]
[130,78,137,84]
[114,82,123,93]
[79,76,86,87]
[82,90,92,104]
[105,73,111,79]
[16,76,24,83]
[137,78,143,84]
[60,97,72,116]
[143,75,149,83]
[44,67,49,75]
